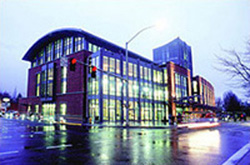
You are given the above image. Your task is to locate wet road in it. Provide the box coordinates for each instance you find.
[0,118,250,165]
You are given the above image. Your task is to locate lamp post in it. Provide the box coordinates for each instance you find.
[125,25,155,127]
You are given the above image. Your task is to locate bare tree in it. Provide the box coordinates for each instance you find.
[217,40,250,96]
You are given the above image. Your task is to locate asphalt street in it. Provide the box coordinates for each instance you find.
[0,118,250,165]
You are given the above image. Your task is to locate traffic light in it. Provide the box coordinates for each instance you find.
[70,58,77,71]
[91,66,97,78]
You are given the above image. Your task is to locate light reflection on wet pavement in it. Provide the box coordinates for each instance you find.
[0,118,250,165]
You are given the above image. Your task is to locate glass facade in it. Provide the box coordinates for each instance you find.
[88,52,168,122]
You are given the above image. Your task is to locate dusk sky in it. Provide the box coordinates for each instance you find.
[0,0,250,100]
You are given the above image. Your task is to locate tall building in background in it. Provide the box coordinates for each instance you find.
[153,37,193,77]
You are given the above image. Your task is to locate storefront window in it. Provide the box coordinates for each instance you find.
[103,99,108,120]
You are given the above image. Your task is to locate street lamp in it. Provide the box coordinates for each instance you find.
[125,25,155,127]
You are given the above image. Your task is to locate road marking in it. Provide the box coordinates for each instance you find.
[0,150,19,156]
[46,144,72,150]
[222,142,250,165]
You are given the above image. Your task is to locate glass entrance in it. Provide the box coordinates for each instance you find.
[42,103,55,122]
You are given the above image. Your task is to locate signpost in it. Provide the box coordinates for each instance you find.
[60,56,68,67]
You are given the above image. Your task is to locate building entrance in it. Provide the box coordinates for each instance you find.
[42,103,55,122]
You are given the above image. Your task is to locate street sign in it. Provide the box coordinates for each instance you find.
[60,56,68,67]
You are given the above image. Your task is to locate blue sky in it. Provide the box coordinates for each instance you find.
[0,0,250,100]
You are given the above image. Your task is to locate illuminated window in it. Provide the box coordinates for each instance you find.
[36,73,40,96]
[133,81,138,98]
[144,67,147,80]
[128,80,133,97]
[109,76,115,95]
[148,68,151,81]
[193,80,198,93]
[103,99,108,120]
[116,78,122,96]
[153,70,157,82]
[60,103,67,115]
[164,69,168,83]
[123,61,126,76]
[35,105,39,114]
[54,40,61,59]
[39,50,44,65]
[64,37,72,55]
[32,57,37,68]
[165,87,168,101]
[75,37,84,52]
[88,42,92,52]
[61,67,67,94]
[140,66,143,79]
[116,100,121,120]
[109,99,115,121]
[110,58,115,72]
[123,80,127,97]
[175,74,180,85]
[133,64,137,78]
[41,70,46,97]
[103,75,108,95]
[116,59,120,74]
[103,56,108,71]
[129,63,133,77]
[46,43,52,62]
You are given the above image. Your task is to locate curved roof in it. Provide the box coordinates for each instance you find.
[22,28,155,64]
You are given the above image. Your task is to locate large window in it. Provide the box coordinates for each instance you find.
[109,76,115,95]
[39,50,44,65]
[123,61,126,76]
[110,58,115,73]
[47,67,54,97]
[75,37,84,52]
[46,43,52,62]
[103,56,108,71]
[128,80,133,97]
[32,57,37,68]
[64,37,72,55]
[54,39,61,59]
[41,70,46,97]
[129,63,133,77]
[61,67,67,94]
[116,59,120,74]
[103,75,108,95]
[148,68,151,81]
[133,64,137,78]
[116,78,122,96]
[103,99,108,120]
[36,73,40,96]
[144,67,148,80]
[140,66,143,79]
[60,103,67,115]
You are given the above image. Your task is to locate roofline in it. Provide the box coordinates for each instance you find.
[22,28,157,64]
[153,37,191,51]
